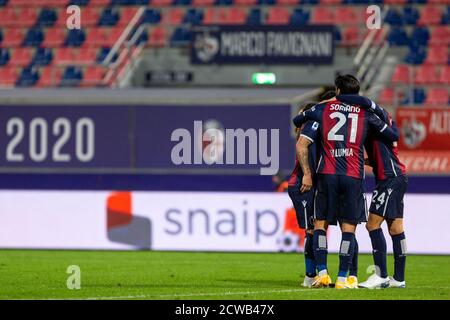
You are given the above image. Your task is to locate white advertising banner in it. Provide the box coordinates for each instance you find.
[0,190,449,254]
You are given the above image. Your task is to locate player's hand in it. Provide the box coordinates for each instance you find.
[364,158,372,167]
[300,174,313,193]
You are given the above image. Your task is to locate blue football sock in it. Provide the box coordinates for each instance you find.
[369,228,388,278]
[349,237,359,277]
[304,233,316,278]
[338,232,356,278]
[391,232,407,282]
[313,229,328,273]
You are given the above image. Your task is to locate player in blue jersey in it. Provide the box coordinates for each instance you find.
[292,75,399,289]
[337,94,408,289]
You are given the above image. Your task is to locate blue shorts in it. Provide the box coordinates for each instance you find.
[288,186,315,230]
[315,174,367,225]
[369,175,408,220]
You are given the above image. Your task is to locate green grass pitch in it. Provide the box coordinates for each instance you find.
[0,250,449,300]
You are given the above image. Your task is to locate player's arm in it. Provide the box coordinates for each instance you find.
[336,94,387,121]
[368,113,400,142]
[292,105,321,128]
[297,121,318,193]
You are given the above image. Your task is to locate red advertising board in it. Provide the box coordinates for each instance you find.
[396,108,450,150]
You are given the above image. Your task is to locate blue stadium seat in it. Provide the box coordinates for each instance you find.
[290,9,309,26]
[111,0,149,4]
[0,0,8,6]
[0,48,10,66]
[403,7,419,25]
[410,27,429,47]
[384,8,404,26]
[403,45,426,64]
[215,0,233,5]
[97,47,118,63]
[387,28,409,46]
[142,9,161,24]
[0,29,3,43]
[61,66,83,87]
[170,28,191,46]
[98,8,120,26]
[37,9,57,27]
[407,0,427,4]
[69,0,89,5]
[302,0,319,4]
[441,8,450,25]
[16,67,39,87]
[258,0,276,4]
[64,29,86,47]
[32,48,53,66]
[334,27,342,44]
[247,8,261,26]
[184,9,203,25]
[23,28,44,47]
[173,0,192,5]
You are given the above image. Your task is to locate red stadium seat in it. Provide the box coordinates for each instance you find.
[439,66,450,84]
[10,48,32,66]
[379,88,395,105]
[417,6,443,26]
[81,8,100,26]
[320,0,342,4]
[192,0,215,5]
[151,0,173,6]
[266,7,290,25]
[335,7,361,25]
[228,8,247,24]
[16,8,38,28]
[429,26,450,45]
[89,0,111,5]
[105,27,124,47]
[311,8,335,25]
[0,8,18,27]
[425,88,449,105]
[119,7,138,26]
[76,48,98,64]
[54,48,75,65]
[276,0,299,5]
[342,27,359,46]
[36,66,61,87]
[81,66,105,87]
[424,46,448,65]
[85,28,109,47]
[1,28,24,47]
[234,0,257,4]
[0,66,18,86]
[414,65,439,84]
[163,8,184,26]
[384,0,407,4]
[203,8,217,25]
[148,27,167,47]
[42,28,65,47]
[391,64,412,84]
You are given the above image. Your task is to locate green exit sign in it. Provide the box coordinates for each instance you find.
[252,73,276,85]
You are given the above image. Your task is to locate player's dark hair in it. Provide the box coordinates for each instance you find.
[335,74,360,94]
[320,90,336,101]
[298,102,316,114]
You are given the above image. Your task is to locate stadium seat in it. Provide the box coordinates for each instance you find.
[1,28,24,47]
[151,0,174,6]
[23,28,44,47]
[163,8,185,25]
[391,64,412,84]
[247,8,261,25]
[224,8,247,24]
[85,28,110,47]
[77,47,98,64]
[65,29,86,47]
[42,28,65,47]
[379,88,395,105]
[320,0,341,4]
[234,0,257,4]
[414,65,439,84]
[439,66,450,84]
[429,26,450,45]
[17,8,38,28]
[425,88,449,105]
[417,6,442,26]
[69,0,90,6]
[10,48,32,66]
[290,8,309,26]
[403,6,419,25]
[384,8,403,26]
[192,0,215,5]
[96,47,119,63]
[16,66,39,87]
[183,9,203,25]
[98,8,120,26]
[61,65,83,86]
[311,7,334,24]
[54,48,75,65]
[403,45,426,64]
[32,48,53,66]
[387,27,409,46]
[266,7,290,25]
[384,0,407,4]
[142,9,161,24]
[89,0,113,5]
[0,48,10,66]
[410,27,429,47]
[0,8,17,27]
[276,0,299,4]
[81,66,105,86]
[148,27,167,47]
[118,7,138,25]
[342,27,359,46]
[37,8,57,27]
[170,27,191,45]
[424,46,448,65]
[36,66,61,87]
[81,8,100,26]
[335,7,360,24]
[0,66,18,86]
